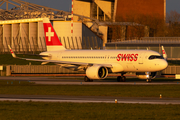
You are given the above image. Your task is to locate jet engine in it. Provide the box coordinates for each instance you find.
[136,72,157,79]
[86,65,108,79]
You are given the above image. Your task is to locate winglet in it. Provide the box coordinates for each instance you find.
[162,46,167,60]
[8,45,17,58]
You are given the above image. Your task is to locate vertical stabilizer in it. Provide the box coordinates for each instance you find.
[43,18,66,51]
[162,46,167,60]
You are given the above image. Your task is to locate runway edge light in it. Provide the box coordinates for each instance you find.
[115,99,117,103]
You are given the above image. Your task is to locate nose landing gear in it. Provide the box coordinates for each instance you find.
[146,79,152,82]
[146,72,152,82]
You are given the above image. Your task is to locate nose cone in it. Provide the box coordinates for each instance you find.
[160,59,168,70]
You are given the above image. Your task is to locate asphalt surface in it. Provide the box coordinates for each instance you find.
[0,76,179,85]
[0,76,180,104]
[0,95,180,104]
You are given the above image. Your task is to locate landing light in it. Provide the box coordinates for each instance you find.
[146,75,149,79]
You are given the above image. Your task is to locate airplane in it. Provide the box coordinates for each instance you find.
[8,18,168,82]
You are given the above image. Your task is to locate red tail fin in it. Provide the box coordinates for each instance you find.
[161,46,167,60]
[43,18,66,51]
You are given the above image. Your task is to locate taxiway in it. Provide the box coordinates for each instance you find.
[0,76,179,105]
[0,76,179,85]
[0,95,180,104]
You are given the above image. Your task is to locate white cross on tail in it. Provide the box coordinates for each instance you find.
[46,27,54,42]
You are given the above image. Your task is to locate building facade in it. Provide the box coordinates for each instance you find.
[74,0,166,43]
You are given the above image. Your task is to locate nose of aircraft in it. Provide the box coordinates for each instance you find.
[160,59,168,70]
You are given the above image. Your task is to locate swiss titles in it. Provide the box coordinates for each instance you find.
[117,54,138,61]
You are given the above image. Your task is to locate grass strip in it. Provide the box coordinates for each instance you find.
[0,80,180,98]
[0,101,180,120]
[0,54,42,65]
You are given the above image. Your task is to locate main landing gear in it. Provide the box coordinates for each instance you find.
[84,76,93,82]
[117,75,126,82]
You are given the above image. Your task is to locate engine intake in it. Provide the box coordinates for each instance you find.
[86,65,108,79]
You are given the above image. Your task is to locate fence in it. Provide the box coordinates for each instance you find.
[0,37,46,54]
[10,65,85,74]
[0,36,103,54]
[108,37,180,43]
[162,66,180,74]
[8,65,179,75]
[142,37,180,41]
[106,38,180,60]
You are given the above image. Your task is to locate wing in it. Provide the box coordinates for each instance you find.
[8,45,112,68]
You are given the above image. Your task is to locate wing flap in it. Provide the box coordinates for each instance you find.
[24,58,112,67]
[24,58,89,66]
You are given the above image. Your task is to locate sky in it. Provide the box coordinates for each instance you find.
[1,0,180,13]
[166,0,180,13]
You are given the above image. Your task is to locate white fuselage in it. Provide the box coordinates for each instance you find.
[41,49,168,73]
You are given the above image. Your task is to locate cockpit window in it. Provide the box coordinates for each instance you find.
[148,55,163,60]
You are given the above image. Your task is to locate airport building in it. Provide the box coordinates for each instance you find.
[0,0,179,76]
[106,37,180,60]
[0,18,47,53]
[115,0,166,22]
[0,0,104,53]
[73,0,166,42]
[74,0,166,22]
[0,18,103,53]
[0,0,179,63]
[0,0,167,51]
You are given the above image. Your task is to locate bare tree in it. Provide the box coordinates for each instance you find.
[166,10,180,37]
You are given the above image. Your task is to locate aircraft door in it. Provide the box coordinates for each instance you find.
[138,52,145,64]
[104,55,110,62]
[59,52,62,60]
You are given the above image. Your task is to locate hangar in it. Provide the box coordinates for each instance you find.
[0,18,103,53]
[0,0,167,49]
[74,0,166,42]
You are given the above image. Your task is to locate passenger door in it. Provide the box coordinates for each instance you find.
[138,52,145,64]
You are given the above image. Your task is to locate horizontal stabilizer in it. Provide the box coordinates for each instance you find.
[24,54,51,58]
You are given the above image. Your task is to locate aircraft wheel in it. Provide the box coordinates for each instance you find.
[90,79,93,82]
[146,79,151,83]
[84,76,90,82]
[122,76,126,82]
[117,76,121,82]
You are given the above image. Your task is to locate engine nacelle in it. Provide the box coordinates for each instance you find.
[136,72,157,79]
[86,65,108,79]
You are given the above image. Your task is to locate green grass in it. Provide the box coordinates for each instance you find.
[0,102,180,120]
[0,54,42,65]
[0,80,180,98]
[0,80,180,119]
